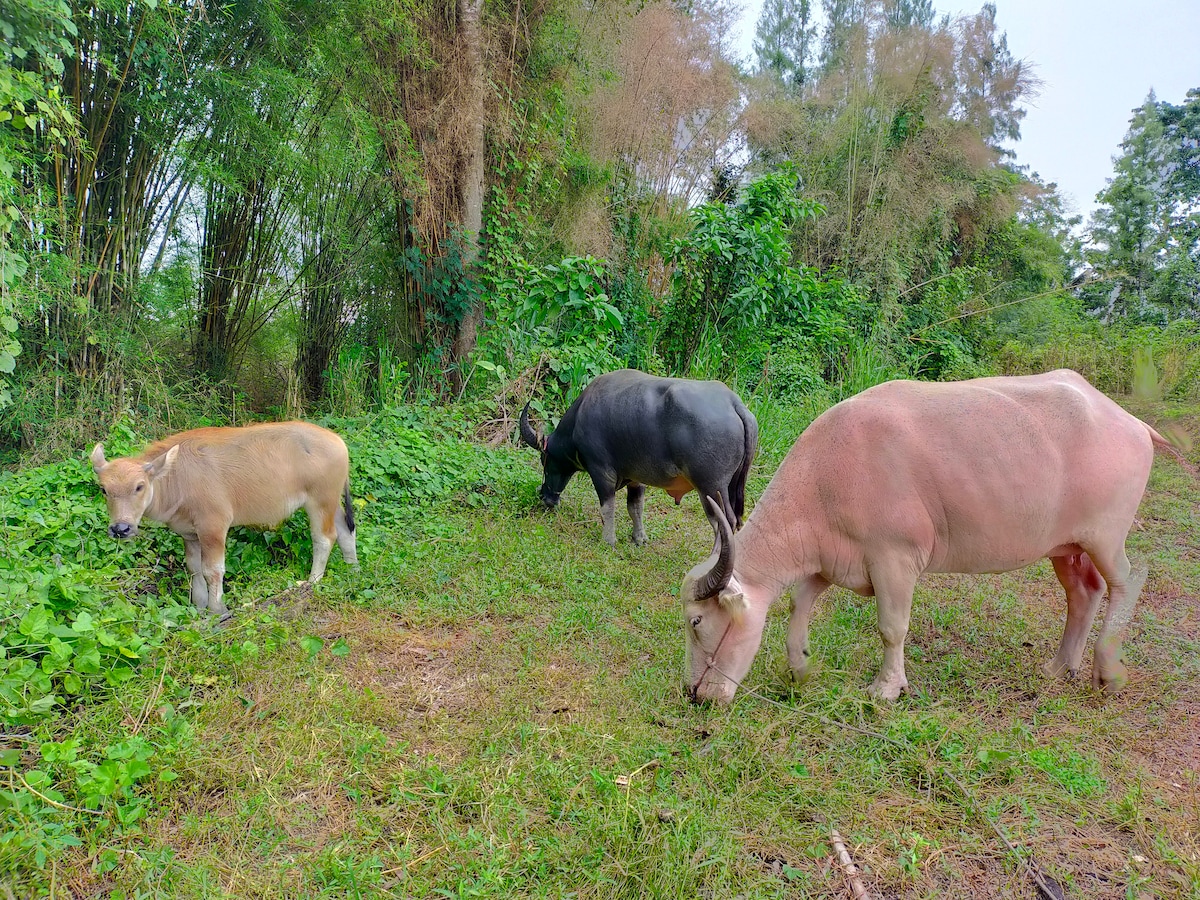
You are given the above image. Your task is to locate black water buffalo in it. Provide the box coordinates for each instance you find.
[519,369,758,546]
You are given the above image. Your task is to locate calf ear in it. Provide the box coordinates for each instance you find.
[90,443,107,474]
[718,588,748,622]
[143,444,179,478]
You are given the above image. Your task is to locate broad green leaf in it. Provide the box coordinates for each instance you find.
[18,606,49,641]
[299,635,323,659]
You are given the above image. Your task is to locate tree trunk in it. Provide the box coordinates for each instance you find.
[449,0,486,393]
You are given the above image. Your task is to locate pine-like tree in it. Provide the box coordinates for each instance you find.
[1086,93,1173,321]
[754,0,816,92]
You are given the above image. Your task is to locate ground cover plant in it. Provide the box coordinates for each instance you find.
[1,394,1197,899]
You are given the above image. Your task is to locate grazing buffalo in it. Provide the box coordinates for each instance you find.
[680,369,1194,703]
[91,422,357,615]
[519,369,758,546]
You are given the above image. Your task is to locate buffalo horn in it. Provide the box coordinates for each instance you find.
[691,495,736,600]
[519,402,543,450]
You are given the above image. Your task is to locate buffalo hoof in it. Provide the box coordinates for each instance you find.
[785,670,812,691]
[1041,658,1078,680]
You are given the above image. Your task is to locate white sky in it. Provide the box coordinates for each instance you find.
[730,0,1200,221]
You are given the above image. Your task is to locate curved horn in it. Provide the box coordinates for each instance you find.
[690,495,736,601]
[519,402,542,450]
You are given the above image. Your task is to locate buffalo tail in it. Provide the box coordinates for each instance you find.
[730,401,759,526]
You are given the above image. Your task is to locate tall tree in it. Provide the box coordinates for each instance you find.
[954,3,1028,148]
[448,0,487,392]
[0,0,76,406]
[818,0,868,75]
[1085,93,1172,321]
[883,0,935,30]
[585,1,741,203]
[744,2,1037,333]
[48,0,210,367]
[754,0,816,92]
[1154,87,1200,316]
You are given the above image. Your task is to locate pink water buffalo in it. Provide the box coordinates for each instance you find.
[680,369,1193,703]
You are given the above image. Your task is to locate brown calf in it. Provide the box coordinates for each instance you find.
[91,421,358,615]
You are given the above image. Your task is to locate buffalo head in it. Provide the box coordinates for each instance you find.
[519,402,575,508]
[680,496,762,704]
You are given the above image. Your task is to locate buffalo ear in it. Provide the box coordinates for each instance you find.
[90,443,107,474]
[143,444,179,478]
[717,588,748,622]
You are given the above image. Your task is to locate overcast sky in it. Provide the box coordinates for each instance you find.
[730,0,1200,221]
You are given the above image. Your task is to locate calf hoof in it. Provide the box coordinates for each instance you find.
[1093,662,1128,693]
[867,675,909,702]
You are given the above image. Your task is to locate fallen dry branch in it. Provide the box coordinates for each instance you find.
[829,827,872,900]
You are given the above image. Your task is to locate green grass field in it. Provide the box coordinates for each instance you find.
[3,398,1199,899]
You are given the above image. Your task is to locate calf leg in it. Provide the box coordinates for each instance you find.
[184,537,209,611]
[1044,554,1107,679]
[335,507,358,567]
[786,575,831,684]
[1087,546,1147,692]
[867,560,919,701]
[306,500,338,582]
[199,529,229,616]
[627,483,647,546]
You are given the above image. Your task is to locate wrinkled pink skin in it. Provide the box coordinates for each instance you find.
[681,370,1174,703]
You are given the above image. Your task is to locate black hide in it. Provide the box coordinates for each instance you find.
[521,369,758,546]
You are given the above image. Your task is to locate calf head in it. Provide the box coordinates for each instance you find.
[91,443,179,539]
[680,497,761,704]
[519,402,574,508]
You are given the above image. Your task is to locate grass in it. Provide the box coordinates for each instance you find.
[5,397,1200,899]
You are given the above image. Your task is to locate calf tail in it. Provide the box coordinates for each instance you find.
[729,401,759,527]
[1146,422,1198,477]
[343,480,356,532]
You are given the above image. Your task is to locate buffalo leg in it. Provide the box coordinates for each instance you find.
[1087,546,1146,692]
[1044,554,1107,679]
[199,529,229,616]
[867,560,918,700]
[587,470,619,547]
[627,484,647,546]
[184,536,209,611]
[786,575,831,683]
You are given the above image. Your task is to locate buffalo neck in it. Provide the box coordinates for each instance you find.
[733,479,820,602]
